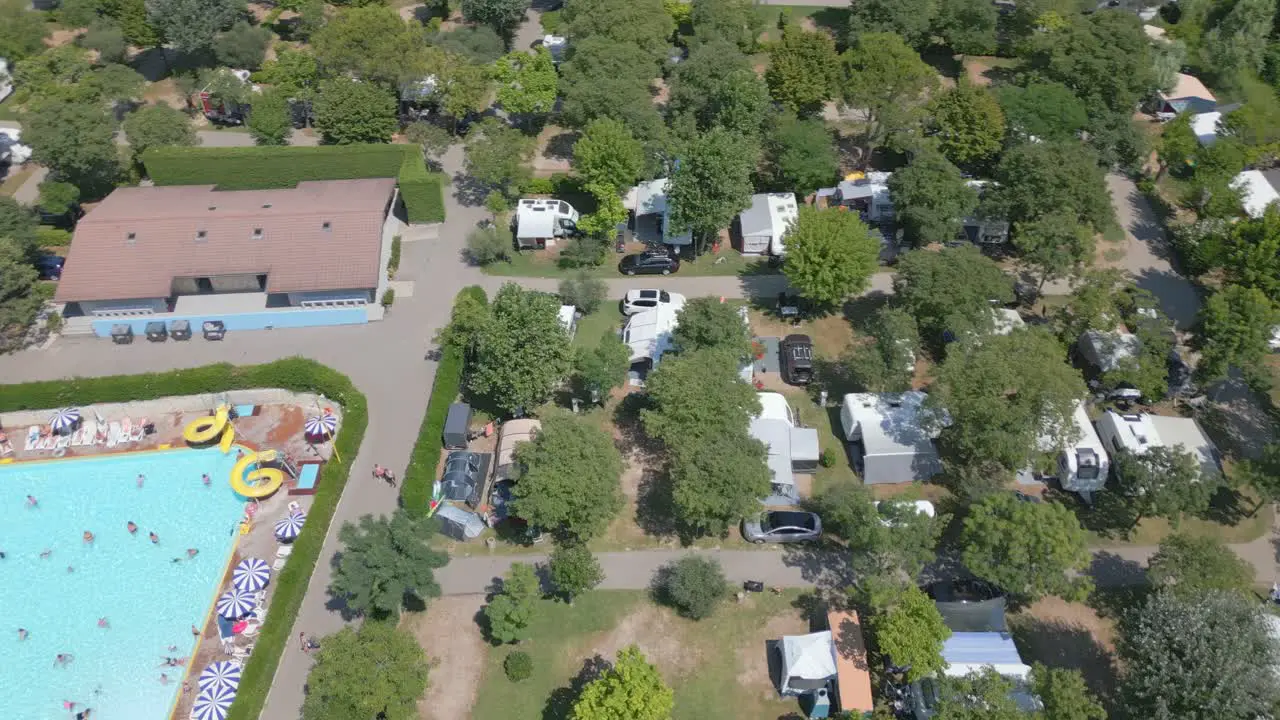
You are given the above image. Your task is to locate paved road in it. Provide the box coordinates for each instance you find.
[1107,173,1202,329]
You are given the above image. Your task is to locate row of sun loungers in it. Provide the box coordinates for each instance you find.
[23,418,148,453]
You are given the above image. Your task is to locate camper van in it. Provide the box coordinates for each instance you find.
[1051,402,1109,496]
[515,198,580,249]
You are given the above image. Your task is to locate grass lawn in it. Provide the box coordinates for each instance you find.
[480,246,779,279]
[754,5,850,41]
[1075,483,1273,547]
[469,589,808,720]
[571,305,623,350]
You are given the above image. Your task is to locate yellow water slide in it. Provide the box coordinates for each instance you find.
[229,449,285,499]
[184,405,231,445]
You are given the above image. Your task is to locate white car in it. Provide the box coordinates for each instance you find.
[1271,325,1280,351]
[873,500,935,527]
[621,289,685,316]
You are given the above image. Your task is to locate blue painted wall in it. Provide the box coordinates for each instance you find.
[92,306,368,337]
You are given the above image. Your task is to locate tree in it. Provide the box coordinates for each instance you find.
[1026,10,1155,114]
[815,483,943,579]
[464,118,536,200]
[1013,212,1095,294]
[689,0,762,52]
[0,196,37,251]
[214,20,272,70]
[846,0,936,48]
[146,0,244,54]
[669,40,771,138]
[512,414,624,541]
[1151,36,1187,95]
[405,122,454,163]
[1236,442,1280,516]
[570,645,675,720]
[996,82,1089,142]
[0,237,40,352]
[1202,0,1274,83]
[1112,447,1216,530]
[574,334,630,401]
[1158,112,1198,179]
[782,206,882,306]
[312,5,429,86]
[960,492,1092,601]
[642,347,760,448]
[873,585,951,681]
[574,119,645,190]
[0,0,49,62]
[667,127,757,252]
[494,47,558,120]
[841,307,920,393]
[24,101,120,198]
[484,562,541,643]
[766,24,840,115]
[460,0,530,36]
[927,83,1005,171]
[466,225,512,265]
[122,104,196,168]
[887,150,978,247]
[558,273,606,314]
[83,19,129,65]
[14,46,96,106]
[933,0,998,55]
[256,48,321,97]
[469,284,573,414]
[1030,665,1106,720]
[1147,532,1254,598]
[762,111,838,197]
[1219,208,1280,297]
[672,296,751,357]
[88,63,145,111]
[301,622,429,720]
[1195,284,1279,382]
[933,668,1031,720]
[36,181,80,218]
[328,510,449,618]
[103,0,160,47]
[990,141,1114,231]
[571,184,626,243]
[246,89,292,146]
[839,33,937,157]
[669,430,771,534]
[893,245,1013,342]
[564,0,674,66]
[314,78,399,145]
[1119,590,1280,720]
[548,543,604,604]
[558,37,666,142]
[431,24,506,64]
[431,54,492,125]
[657,555,728,620]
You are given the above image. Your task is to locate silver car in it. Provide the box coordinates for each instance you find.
[741,511,821,544]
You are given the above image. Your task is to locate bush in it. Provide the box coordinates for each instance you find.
[45,312,63,334]
[381,288,395,307]
[557,236,608,269]
[504,650,533,682]
[540,9,563,34]
[484,190,511,215]
[401,287,486,515]
[819,449,834,468]
[389,236,402,275]
[36,227,72,248]
[0,358,368,720]
[655,556,729,620]
[467,226,512,265]
[519,173,582,197]
[558,272,606,313]
[519,176,557,195]
[398,147,447,223]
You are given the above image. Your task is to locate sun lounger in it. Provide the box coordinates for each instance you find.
[119,418,132,443]
[130,420,145,441]
[272,556,287,570]
[54,434,70,450]
[75,421,96,447]
[37,435,56,451]
[275,545,293,557]
[25,426,38,451]
[70,427,85,446]
[106,422,121,448]
[0,442,13,457]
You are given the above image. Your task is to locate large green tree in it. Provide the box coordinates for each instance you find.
[246,89,292,146]
[0,238,40,353]
[847,0,936,48]
[548,543,604,604]
[512,414,624,541]
[765,24,840,115]
[990,141,1114,231]
[781,206,882,306]
[24,101,120,198]
[312,5,429,86]
[1026,10,1155,114]
[122,104,196,168]
[1235,442,1280,516]
[642,347,760,448]
[960,492,1092,601]
[762,111,838,197]
[888,149,979,247]
[314,77,399,145]
[927,83,1005,170]
[1195,283,1278,382]
[689,0,762,52]
[558,37,665,141]
[301,622,429,720]
[563,0,674,66]
[1112,447,1215,530]
[468,284,572,414]
[933,0,998,55]
[460,0,530,36]
[1202,0,1275,84]
[574,333,631,401]
[1119,590,1280,720]
[1012,211,1095,294]
[816,483,943,579]
[214,19,272,70]
[464,118,536,200]
[573,118,645,190]
[892,245,1013,342]
[839,32,937,157]
[494,47,558,119]
[570,645,675,720]
[1030,665,1107,720]
[672,296,751,358]
[658,555,729,620]
[328,510,449,618]
[1147,532,1255,598]
[933,668,1030,720]
[670,430,771,535]
[873,585,951,682]
[996,82,1089,142]
[0,0,49,61]
[668,39,770,138]
[146,0,244,54]
[666,127,757,252]
[484,562,541,643]
[842,306,921,393]
[102,0,159,47]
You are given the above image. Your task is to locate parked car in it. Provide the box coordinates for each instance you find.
[619,250,679,276]
[741,511,821,544]
[34,254,64,280]
[922,579,1002,603]
[780,334,814,385]
[621,289,685,315]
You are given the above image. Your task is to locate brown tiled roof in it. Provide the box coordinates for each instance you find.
[55,179,397,303]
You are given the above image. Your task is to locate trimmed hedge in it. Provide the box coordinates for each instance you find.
[401,286,486,515]
[0,358,368,720]
[141,144,446,223]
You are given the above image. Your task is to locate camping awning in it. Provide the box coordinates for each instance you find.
[780,631,837,694]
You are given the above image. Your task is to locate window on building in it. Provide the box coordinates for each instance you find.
[196,277,213,293]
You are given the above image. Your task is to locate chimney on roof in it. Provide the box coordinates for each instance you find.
[322,221,331,231]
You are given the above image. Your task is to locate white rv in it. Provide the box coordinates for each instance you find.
[515,198,580,249]
[1095,410,1220,479]
[1051,402,1109,495]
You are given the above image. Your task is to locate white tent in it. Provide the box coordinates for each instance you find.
[778,631,837,695]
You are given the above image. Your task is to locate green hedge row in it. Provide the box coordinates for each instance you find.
[0,358,368,720]
[141,144,447,223]
[401,286,485,514]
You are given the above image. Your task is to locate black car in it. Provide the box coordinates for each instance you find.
[34,255,64,280]
[619,250,679,276]
[780,334,813,385]
[923,579,1003,603]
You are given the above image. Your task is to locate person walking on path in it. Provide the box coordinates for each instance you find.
[383,468,396,488]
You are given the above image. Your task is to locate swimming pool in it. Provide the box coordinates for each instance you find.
[0,448,247,720]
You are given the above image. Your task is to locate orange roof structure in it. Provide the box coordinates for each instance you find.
[829,609,874,714]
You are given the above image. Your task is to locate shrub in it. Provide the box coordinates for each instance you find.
[655,556,729,620]
[381,288,395,307]
[558,272,606,313]
[519,177,556,195]
[36,227,72,248]
[557,236,608,269]
[504,650,533,682]
[398,147,447,223]
[45,312,63,334]
[388,236,402,275]
[467,226,512,265]
[540,10,562,34]
[485,190,511,215]
[819,449,834,468]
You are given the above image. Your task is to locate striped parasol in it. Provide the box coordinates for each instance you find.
[231,558,270,592]
[197,660,241,693]
[274,512,306,540]
[191,683,236,720]
[216,588,257,619]
[304,414,337,437]
[49,408,80,433]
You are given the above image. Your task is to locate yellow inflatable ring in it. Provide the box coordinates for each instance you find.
[230,450,285,499]
[184,406,230,445]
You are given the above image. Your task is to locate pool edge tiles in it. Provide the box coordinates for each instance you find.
[0,447,248,720]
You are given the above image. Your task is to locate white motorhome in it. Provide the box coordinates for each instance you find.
[1095,410,1220,479]
[515,198,580,249]
[1048,402,1109,496]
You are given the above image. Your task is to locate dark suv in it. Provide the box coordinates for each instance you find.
[619,250,679,276]
[780,334,813,385]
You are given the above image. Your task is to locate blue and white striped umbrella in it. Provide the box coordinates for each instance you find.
[49,407,80,433]
[197,660,241,693]
[191,683,236,720]
[231,558,270,592]
[274,512,306,540]
[216,588,256,619]
[304,414,337,437]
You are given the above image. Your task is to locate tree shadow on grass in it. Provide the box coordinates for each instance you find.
[1067,488,1140,542]
[1194,484,1253,527]
[1009,615,1121,709]
[541,654,612,720]
[543,130,579,160]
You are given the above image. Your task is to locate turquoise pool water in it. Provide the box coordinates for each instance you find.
[0,448,247,720]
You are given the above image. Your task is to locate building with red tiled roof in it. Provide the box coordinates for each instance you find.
[56,179,398,328]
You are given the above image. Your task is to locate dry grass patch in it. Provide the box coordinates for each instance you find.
[1010,597,1120,705]
[402,595,489,720]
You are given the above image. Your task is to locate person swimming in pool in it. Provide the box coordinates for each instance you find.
[83,531,94,544]
[54,654,73,666]
[66,566,73,573]
[187,548,198,559]
[76,710,92,719]
[18,628,28,641]
[149,532,159,544]
[202,473,211,486]
[97,617,109,629]
[127,521,137,535]
[39,549,51,559]
[26,495,37,508]
[136,474,145,488]
[159,674,171,685]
